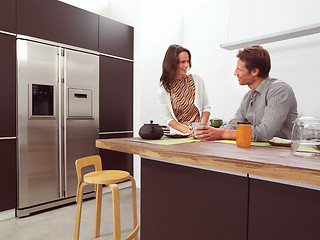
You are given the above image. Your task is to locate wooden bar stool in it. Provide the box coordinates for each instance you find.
[74,155,139,240]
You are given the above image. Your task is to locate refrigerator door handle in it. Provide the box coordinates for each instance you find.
[58,47,64,199]
[63,48,68,197]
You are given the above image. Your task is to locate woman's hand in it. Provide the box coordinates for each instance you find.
[168,120,192,134]
[180,125,192,134]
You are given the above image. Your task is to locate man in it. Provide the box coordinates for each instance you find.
[195,45,298,141]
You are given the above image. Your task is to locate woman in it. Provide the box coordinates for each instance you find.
[158,44,211,134]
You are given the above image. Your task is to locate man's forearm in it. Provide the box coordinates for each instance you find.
[221,129,236,140]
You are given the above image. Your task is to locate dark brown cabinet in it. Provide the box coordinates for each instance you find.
[17,0,99,51]
[0,0,16,33]
[99,55,133,173]
[0,33,16,138]
[99,55,133,132]
[0,139,16,211]
[0,32,16,212]
[99,133,133,175]
[248,179,320,240]
[141,158,248,240]
[99,16,134,60]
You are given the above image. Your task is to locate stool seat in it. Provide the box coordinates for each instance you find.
[74,155,139,240]
[84,170,130,185]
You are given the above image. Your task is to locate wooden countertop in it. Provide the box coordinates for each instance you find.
[96,138,320,187]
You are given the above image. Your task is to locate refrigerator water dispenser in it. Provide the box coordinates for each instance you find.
[31,84,54,117]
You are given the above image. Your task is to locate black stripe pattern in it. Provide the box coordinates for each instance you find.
[170,74,200,126]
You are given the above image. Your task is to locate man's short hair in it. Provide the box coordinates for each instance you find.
[236,45,271,78]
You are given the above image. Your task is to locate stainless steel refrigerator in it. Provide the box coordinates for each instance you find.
[16,36,99,217]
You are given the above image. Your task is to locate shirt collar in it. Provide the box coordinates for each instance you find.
[253,76,270,94]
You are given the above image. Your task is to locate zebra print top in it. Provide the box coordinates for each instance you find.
[169,74,200,126]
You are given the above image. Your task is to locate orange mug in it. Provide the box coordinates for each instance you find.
[236,122,251,147]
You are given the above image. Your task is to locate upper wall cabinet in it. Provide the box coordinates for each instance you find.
[17,0,99,51]
[99,16,134,60]
[0,0,16,33]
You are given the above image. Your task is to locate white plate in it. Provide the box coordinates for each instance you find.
[266,137,291,147]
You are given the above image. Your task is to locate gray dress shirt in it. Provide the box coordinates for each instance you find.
[223,77,298,141]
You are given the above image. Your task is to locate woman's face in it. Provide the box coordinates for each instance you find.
[175,51,190,79]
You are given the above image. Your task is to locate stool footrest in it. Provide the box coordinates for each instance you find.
[125,222,140,240]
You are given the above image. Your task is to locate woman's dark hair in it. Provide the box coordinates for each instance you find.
[160,44,191,92]
[236,45,271,78]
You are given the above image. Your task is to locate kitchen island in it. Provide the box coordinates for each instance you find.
[96,138,320,240]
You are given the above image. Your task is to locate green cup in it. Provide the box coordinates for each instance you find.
[210,118,223,128]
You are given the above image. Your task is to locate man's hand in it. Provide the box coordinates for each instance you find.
[193,126,224,140]
[193,126,237,141]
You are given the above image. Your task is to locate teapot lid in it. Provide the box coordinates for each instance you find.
[145,120,159,126]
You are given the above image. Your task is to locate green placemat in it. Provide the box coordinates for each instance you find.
[297,145,320,154]
[146,137,200,145]
[213,140,288,148]
[145,138,291,148]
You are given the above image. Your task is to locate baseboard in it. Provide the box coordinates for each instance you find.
[0,209,15,222]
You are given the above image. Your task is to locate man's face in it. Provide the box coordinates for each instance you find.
[234,59,256,87]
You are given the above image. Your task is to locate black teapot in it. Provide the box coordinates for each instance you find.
[139,120,164,140]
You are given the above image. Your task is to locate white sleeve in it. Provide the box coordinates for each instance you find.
[200,79,211,113]
[157,87,175,125]
[193,74,211,114]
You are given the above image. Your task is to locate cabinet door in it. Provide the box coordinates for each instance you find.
[141,158,248,240]
[0,139,16,211]
[99,133,133,174]
[0,33,16,137]
[99,16,134,60]
[0,0,16,33]
[17,0,99,51]
[248,179,320,240]
[99,56,133,132]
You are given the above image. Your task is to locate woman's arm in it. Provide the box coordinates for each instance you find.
[168,120,192,134]
[158,87,175,124]
[200,111,210,125]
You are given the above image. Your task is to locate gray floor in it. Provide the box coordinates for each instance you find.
[0,187,140,240]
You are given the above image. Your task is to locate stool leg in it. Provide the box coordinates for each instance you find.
[94,184,103,238]
[130,177,139,240]
[109,184,121,240]
[74,183,86,240]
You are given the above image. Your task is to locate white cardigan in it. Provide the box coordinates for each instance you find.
[157,74,211,132]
